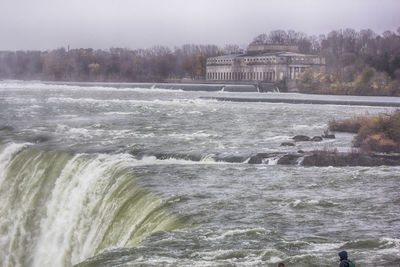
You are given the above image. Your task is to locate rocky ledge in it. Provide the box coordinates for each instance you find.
[248,151,400,167]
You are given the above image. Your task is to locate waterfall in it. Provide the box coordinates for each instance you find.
[0,142,184,267]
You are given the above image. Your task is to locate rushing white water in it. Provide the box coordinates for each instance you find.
[1,81,400,266]
[0,143,184,267]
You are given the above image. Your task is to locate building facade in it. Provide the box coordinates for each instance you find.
[206,44,325,82]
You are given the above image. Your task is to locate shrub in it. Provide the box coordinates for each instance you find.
[296,67,400,96]
[330,109,400,153]
[328,115,372,133]
[362,133,398,153]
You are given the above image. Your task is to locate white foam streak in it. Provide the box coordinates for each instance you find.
[33,154,132,266]
[264,157,280,165]
[46,97,217,107]
[0,81,184,93]
[0,142,30,181]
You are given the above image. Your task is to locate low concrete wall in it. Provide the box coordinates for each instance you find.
[46,81,259,92]
[202,96,400,107]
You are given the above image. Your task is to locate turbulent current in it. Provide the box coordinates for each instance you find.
[0,81,399,266]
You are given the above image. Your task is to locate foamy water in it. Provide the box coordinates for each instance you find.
[0,81,399,266]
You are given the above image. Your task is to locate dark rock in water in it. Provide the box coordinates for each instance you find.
[248,152,285,164]
[247,149,400,167]
[302,151,400,166]
[322,134,335,139]
[217,155,246,163]
[298,150,305,153]
[311,136,323,142]
[154,152,202,162]
[152,152,246,163]
[248,155,262,164]
[129,148,145,157]
[28,135,52,143]
[293,135,310,141]
[0,126,14,132]
[277,154,302,165]
[247,153,270,164]
[280,142,295,146]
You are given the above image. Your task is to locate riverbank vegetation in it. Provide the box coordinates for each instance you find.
[297,66,400,96]
[0,45,227,82]
[295,27,400,96]
[329,110,400,153]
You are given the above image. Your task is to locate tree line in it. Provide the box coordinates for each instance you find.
[254,28,400,95]
[1,28,400,95]
[252,28,400,79]
[0,44,224,82]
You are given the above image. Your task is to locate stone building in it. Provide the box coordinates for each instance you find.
[206,44,325,83]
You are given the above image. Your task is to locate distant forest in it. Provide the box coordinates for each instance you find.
[1,28,400,93]
[0,44,221,82]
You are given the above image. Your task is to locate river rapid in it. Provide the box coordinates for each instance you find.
[0,81,399,267]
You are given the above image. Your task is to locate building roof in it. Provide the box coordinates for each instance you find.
[247,44,299,53]
[208,51,320,60]
[239,51,284,57]
[210,54,242,60]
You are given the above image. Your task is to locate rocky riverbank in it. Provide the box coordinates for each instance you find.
[248,150,400,166]
[249,109,400,167]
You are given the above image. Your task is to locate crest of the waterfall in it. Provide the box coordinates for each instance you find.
[0,142,185,267]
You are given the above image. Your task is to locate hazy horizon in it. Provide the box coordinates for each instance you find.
[1,0,400,51]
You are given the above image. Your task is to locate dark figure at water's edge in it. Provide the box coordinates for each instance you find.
[339,250,355,267]
[278,263,285,267]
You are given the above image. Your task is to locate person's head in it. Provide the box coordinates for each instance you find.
[278,263,285,267]
[338,250,348,261]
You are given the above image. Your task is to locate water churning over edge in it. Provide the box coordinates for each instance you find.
[0,142,185,267]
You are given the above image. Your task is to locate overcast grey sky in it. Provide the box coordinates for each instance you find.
[1,0,399,51]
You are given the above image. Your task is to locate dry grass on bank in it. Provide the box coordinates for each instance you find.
[328,110,400,153]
